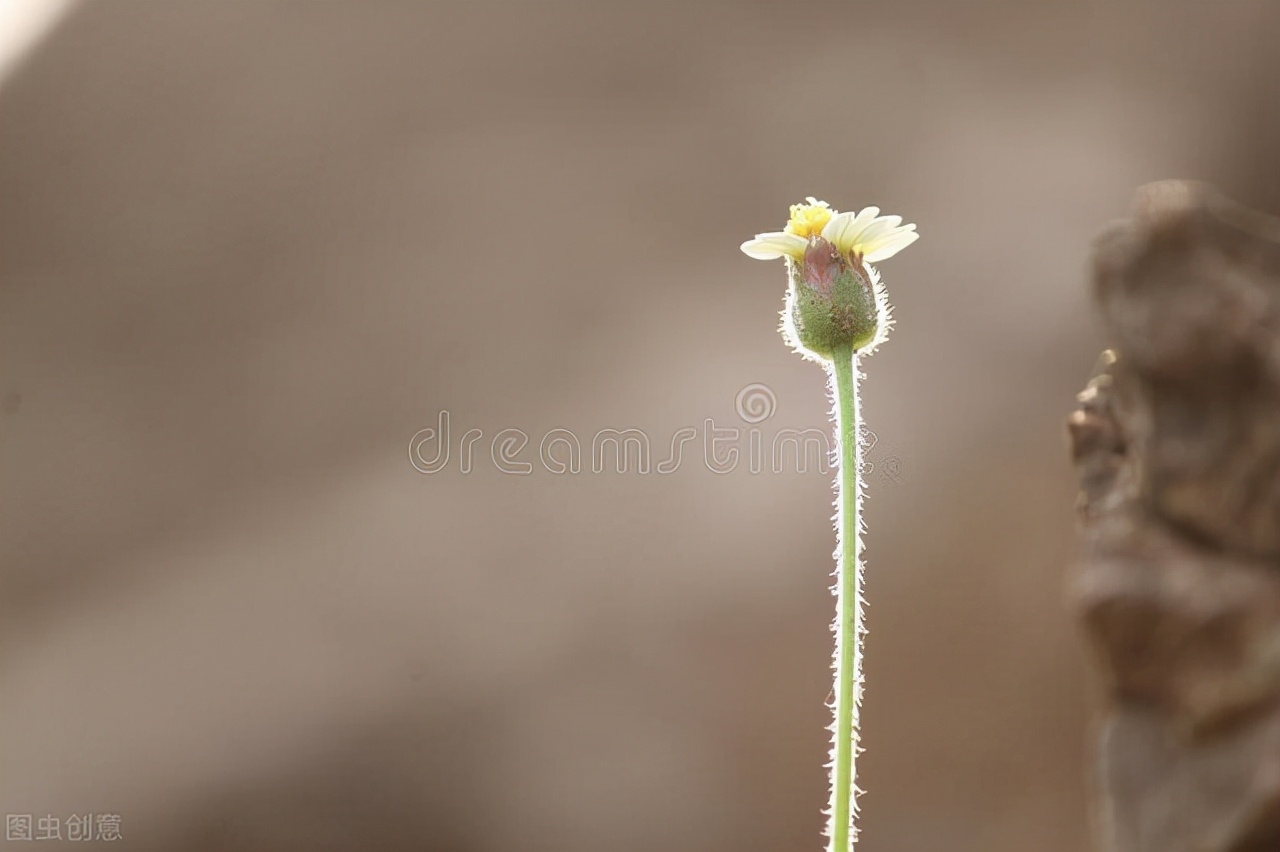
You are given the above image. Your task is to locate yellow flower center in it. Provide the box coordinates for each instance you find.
[784,198,833,239]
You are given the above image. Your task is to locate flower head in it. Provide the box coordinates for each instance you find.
[740,197,918,360]
[740,198,918,264]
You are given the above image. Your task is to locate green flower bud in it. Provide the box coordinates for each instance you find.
[785,237,880,359]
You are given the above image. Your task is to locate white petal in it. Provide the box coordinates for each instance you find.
[851,216,903,248]
[851,206,880,226]
[858,223,912,250]
[820,211,859,253]
[740,231,808,260]
[861,222,917,254]
[866,215,904,235]
[863,230,919,262]
[834,206,882,250]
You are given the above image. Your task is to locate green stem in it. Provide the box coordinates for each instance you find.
[829,343,863,852]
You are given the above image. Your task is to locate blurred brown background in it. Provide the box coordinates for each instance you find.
[2,2,1278,850]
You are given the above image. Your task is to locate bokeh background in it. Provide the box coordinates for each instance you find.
[3,2,1278,850]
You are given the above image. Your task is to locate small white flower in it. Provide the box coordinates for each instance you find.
[740,197,919,263]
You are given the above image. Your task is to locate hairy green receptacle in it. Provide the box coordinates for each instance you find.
[788,261,879,359]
